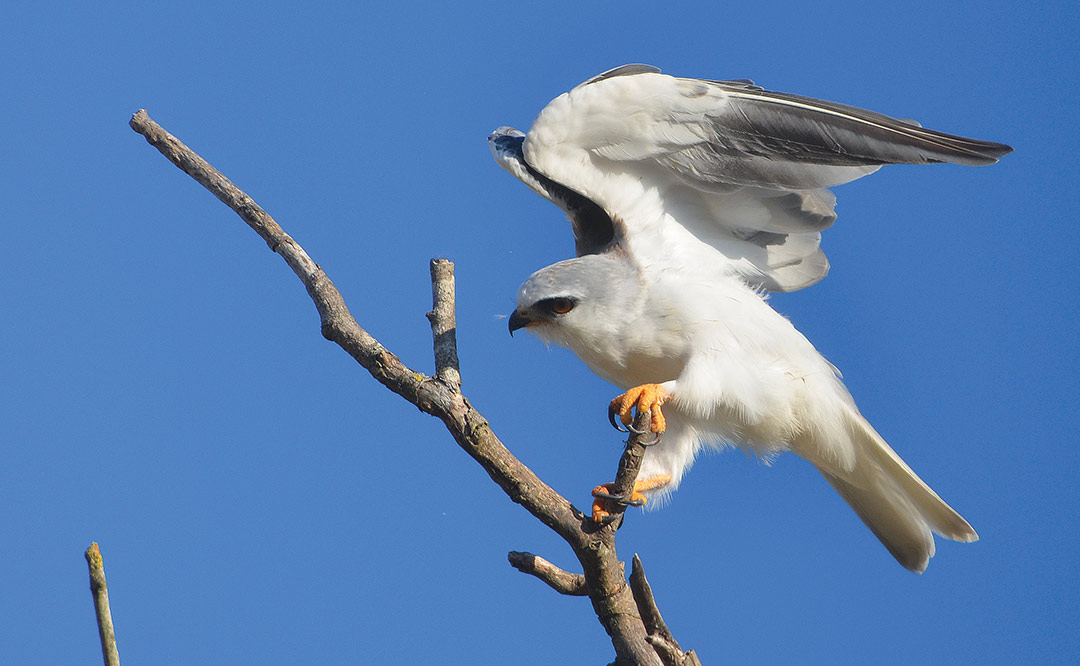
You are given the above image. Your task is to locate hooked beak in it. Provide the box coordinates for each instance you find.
[507,308,533,336]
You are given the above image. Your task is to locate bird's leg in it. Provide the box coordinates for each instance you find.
[608,383,668,433]
[591,474,672,524]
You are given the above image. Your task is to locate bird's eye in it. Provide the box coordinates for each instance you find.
[549,297,574,315]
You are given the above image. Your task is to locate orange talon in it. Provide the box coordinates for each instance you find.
[608,383,668,433]
[591,474,673,524]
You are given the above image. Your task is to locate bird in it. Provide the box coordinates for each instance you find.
[490,64,1011,572]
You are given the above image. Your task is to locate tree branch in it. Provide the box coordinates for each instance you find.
[630,555,702,666]
[84,543,120,666]
[129,109,695,665]
[426,258,462,390]
[508,551,588,596]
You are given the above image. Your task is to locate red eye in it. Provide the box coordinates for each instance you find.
[552,298,574,314]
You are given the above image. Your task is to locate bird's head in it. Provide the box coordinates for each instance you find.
[508,255,639,353]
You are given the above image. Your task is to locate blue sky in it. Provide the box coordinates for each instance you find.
[2,1,1077,664]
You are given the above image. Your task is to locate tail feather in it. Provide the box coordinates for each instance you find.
[812,410,976,573]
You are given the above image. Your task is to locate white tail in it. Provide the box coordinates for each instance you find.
[814,409,977,573]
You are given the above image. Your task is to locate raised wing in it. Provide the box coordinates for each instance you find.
[521,65,1011,291]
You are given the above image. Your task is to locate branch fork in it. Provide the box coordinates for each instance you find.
[129,109,701,666]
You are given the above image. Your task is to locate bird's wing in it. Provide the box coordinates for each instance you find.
[522,65,1011,291]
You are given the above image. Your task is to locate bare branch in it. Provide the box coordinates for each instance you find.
[129,110,696,666]
[630,555,676,645]
[130,109,580,539]
[508,551,588,596]
[646,636,703,666]
[426,258,462,389]
[84,543,120,666]
[630,555,703,666]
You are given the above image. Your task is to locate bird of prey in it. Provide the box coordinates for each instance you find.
[490,64,1011,572]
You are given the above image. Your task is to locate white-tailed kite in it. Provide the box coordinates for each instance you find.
[491,64,1011,572]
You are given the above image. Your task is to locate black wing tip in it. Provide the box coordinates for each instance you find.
[936,137,1013,165]
[978,140,1014,163]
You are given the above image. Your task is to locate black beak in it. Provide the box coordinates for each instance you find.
[508,308,532,336]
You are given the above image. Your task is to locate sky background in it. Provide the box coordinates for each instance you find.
[2,1,1077,664]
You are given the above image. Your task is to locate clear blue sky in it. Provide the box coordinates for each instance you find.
[2,1,1077,664]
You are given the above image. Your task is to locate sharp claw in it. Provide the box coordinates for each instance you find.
[607,384,669,437]
[639,430,664,447]
[608,406,629,432]
[596,512,621,526]
[592,489,647,507]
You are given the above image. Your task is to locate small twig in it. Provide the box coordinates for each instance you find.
[646,637,703,666]
[426,259,462,389]
[128,111,291,256]
[629,555,676,644]
[508,551,588,596]
[85,543,120,666]
[630,555,702,666]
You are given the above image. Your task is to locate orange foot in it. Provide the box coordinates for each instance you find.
[591,474,672,524]
[608,383,669,434]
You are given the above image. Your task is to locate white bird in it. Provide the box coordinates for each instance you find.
[491,64,1010,572]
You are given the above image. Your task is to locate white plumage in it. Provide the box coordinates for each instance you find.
[493,65,1010,572]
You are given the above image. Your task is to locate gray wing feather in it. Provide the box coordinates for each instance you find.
[712,83,1012,166]
[642,77,1012,290]
[662,81,1012,191]
[583,63,662,86]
